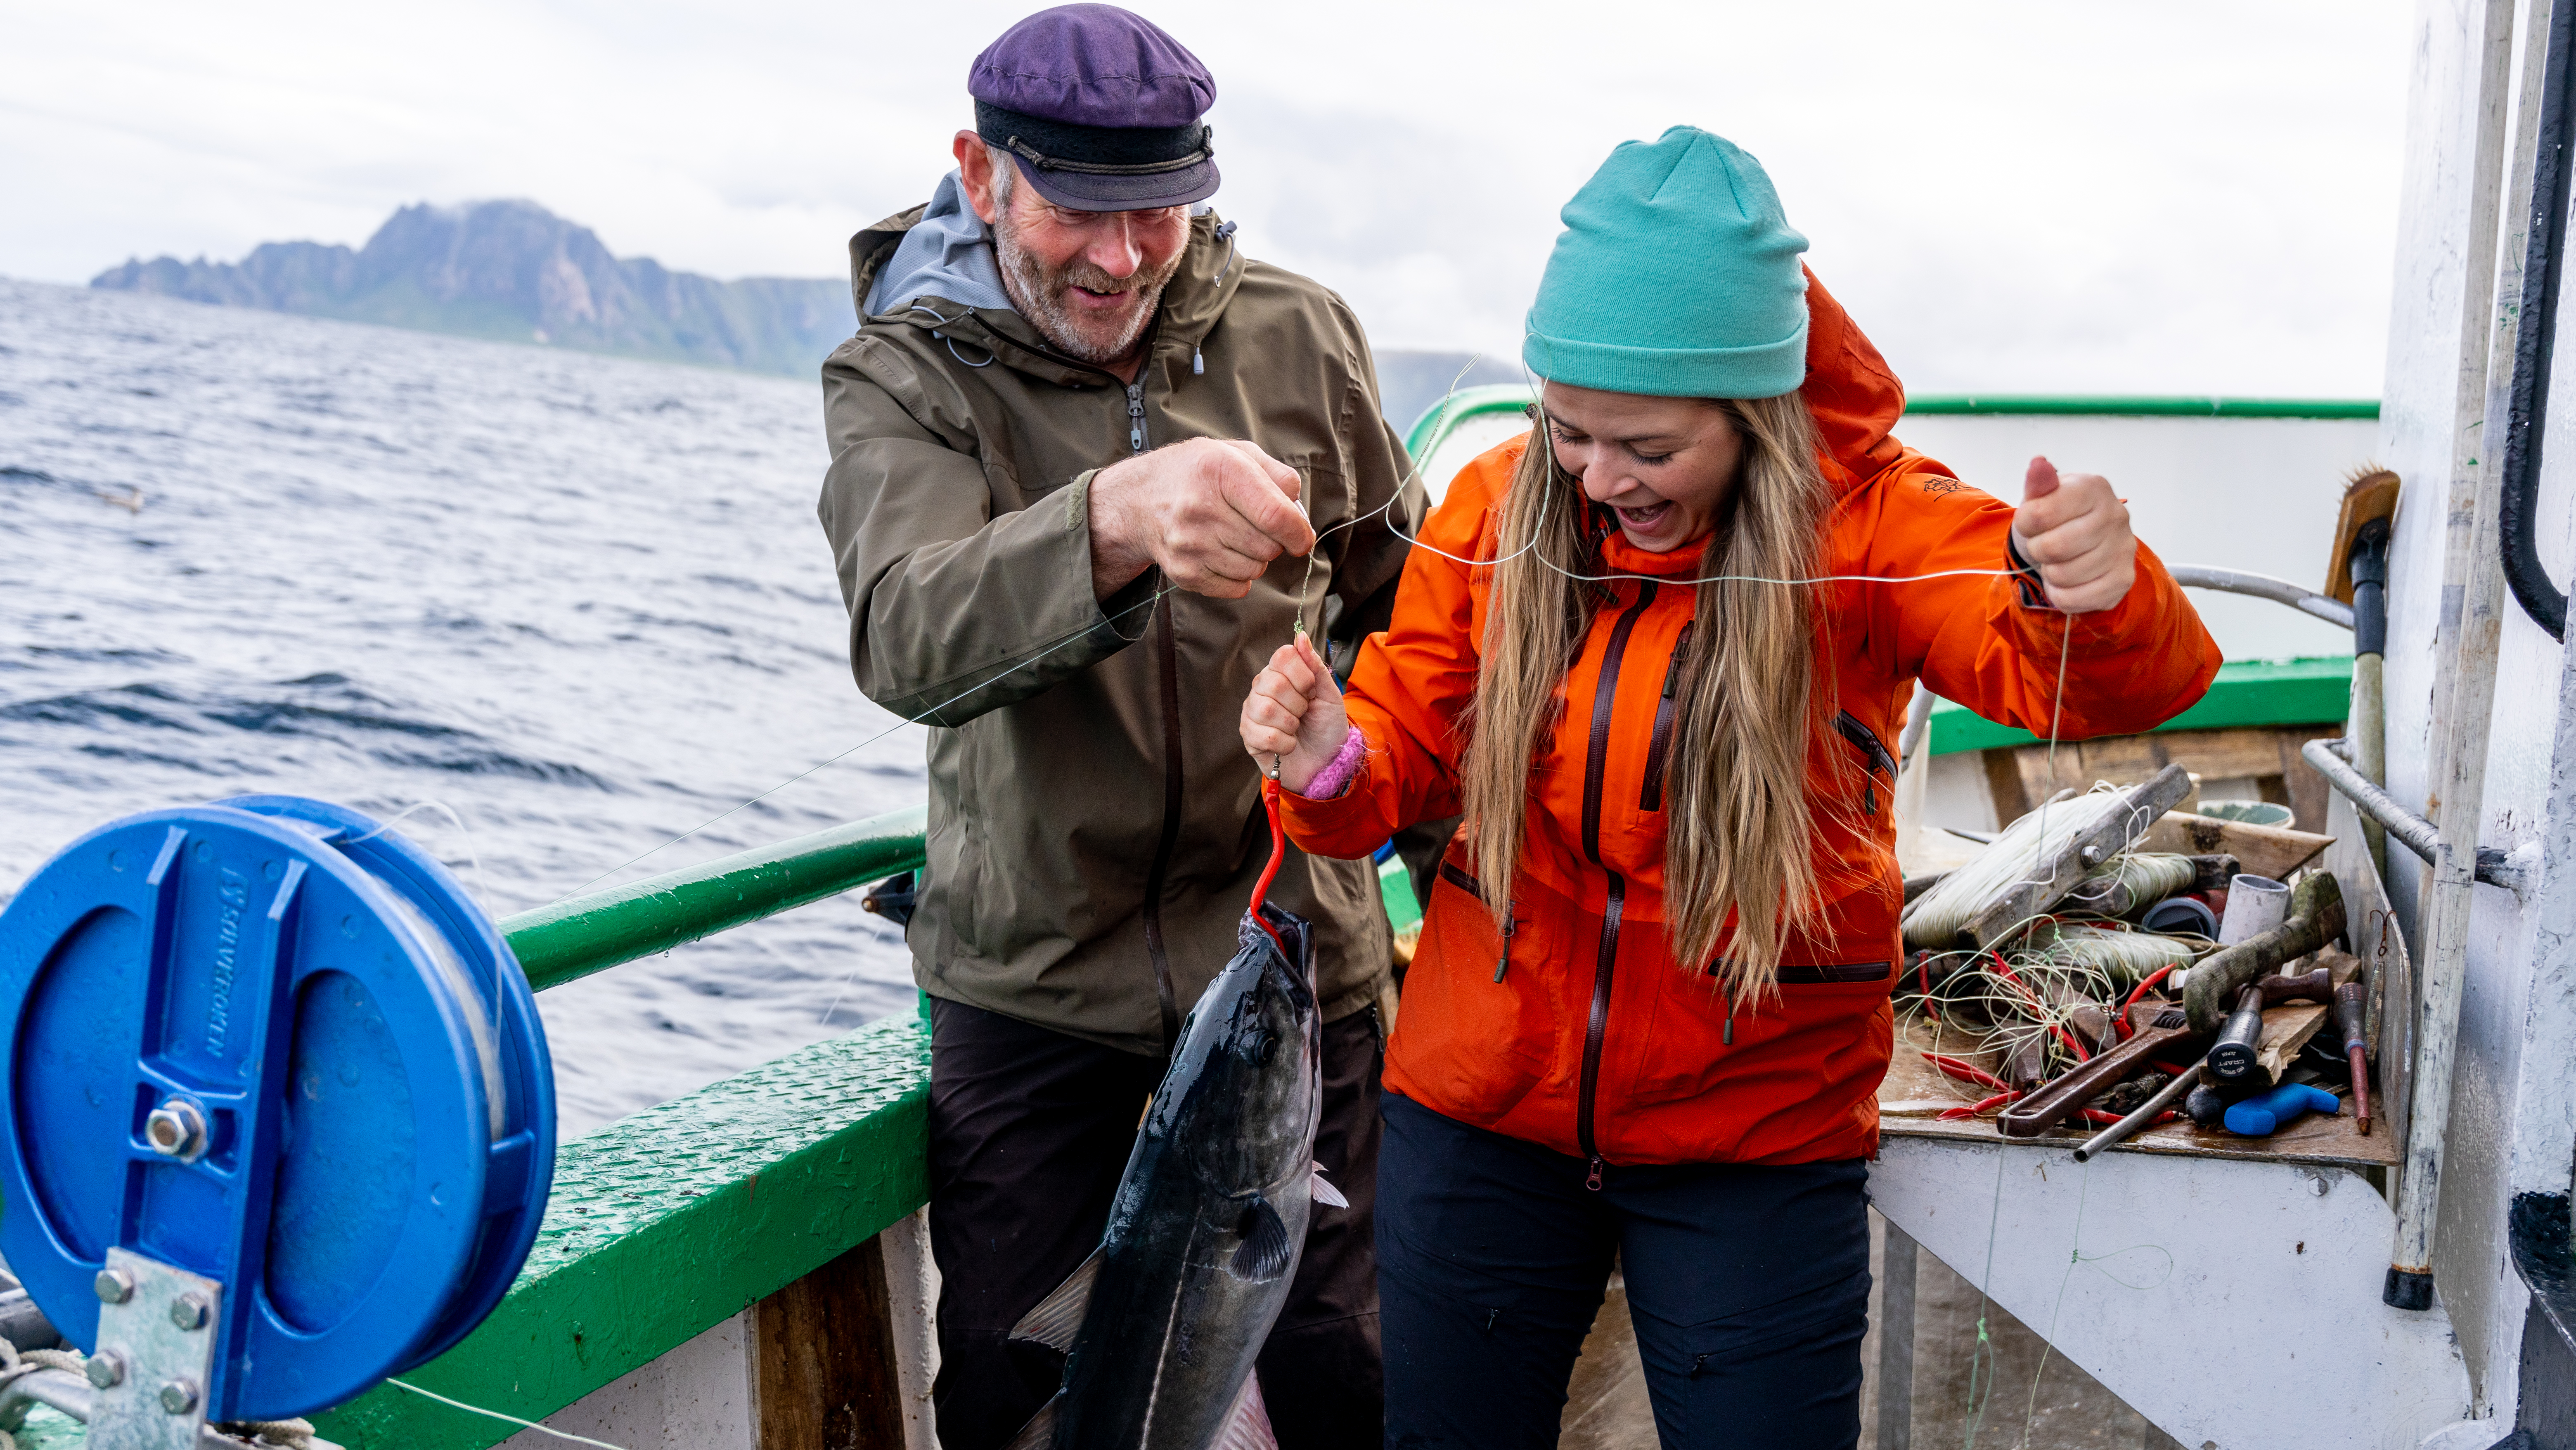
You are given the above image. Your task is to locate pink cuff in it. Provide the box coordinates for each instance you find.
[1298,725,1368,800]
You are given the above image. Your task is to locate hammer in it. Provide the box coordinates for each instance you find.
[2204,970,2337,1086]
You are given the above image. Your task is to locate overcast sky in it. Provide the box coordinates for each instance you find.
[4,1,2408,394]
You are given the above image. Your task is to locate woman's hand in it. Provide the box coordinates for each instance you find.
[2010,456,2137,614]
[1240,635,1349,794]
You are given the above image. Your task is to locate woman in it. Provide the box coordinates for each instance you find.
[1237,128,2221,1448]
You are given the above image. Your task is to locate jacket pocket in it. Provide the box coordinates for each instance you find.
[1387,859,1563,1128]
[1832,710,1897,816]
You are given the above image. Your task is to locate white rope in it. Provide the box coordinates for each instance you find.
[386,1378,632,1450]
[1899,789,2131,948]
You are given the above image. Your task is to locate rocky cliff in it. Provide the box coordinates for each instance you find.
[91,201,854,377]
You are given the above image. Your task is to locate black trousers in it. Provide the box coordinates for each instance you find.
[1376,1093,1870,1450]
[925,997,1386,1450]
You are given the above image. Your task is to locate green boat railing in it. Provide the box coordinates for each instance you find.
[501,805,930,991]
[1403,386,2384,461]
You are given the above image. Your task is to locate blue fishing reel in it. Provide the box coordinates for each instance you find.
[0,796,554,1426]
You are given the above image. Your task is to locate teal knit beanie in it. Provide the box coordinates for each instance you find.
[1524,127,1810,399]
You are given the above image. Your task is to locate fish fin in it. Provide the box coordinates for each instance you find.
[1008,1247,1102,1352]
[1309,1164,1350,1210]
[999,1391,1063,1450]
[1231,1196,1294,1280]
[1211,1373,1280,1450]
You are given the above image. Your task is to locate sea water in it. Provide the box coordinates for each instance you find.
[0,278,925,1139]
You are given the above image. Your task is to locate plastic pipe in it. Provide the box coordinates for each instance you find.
[2500,0,2576,643]
[2349,522,2393,873]
[2217,874,2290,945]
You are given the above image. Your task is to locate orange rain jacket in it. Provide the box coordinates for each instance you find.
[1279,272,2222,1170]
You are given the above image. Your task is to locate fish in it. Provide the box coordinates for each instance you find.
[1004,905,1348,1450]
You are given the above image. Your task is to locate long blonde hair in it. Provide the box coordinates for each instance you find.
[1458,393,1833,1001]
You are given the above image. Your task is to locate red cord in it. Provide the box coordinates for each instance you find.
[2115,964,2177,1038]
[1247,776,1288,951]
[1941,1090,2019,1120]
[1924,1053,2011,1091]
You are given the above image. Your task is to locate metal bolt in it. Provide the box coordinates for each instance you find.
[169,1292,209,1331]
[84,1350,125,1389]
[144,1099,207,1162]
[94,1268,134,1304]
[158,1379,198,1415]
[2080,844,2106,866]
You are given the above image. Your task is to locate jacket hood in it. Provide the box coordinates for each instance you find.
[861,171,1014,318]
[1797,267,1908,495]
[847,195,1246,389]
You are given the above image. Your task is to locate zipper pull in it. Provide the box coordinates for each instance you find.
[1492,914,1517,982]
[1661,622,1695,699]
[1127,381,1146,453]
[1724,1007,1735,1045]
[1585,1156,1605,1192]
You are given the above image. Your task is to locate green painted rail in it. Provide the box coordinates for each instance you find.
[1403,386,2382,457]
[1926,656,2353,756]
[500,805,929,991]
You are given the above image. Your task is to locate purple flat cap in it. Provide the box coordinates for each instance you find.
[970,5,1220,211]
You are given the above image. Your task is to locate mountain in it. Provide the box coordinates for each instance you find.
[90,201,854,377]
[90,199,1522,415]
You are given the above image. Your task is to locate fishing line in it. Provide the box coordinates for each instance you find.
[385,1378,632,1450]
[1960,1147,2010,1450]
[1296,365,2029,592]
[551,582,1174,903]
[2013,1159,2093,1450]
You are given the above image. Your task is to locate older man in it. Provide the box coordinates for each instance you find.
[816,7,1416,1447]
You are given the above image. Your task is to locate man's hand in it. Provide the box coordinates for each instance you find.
[2010,456,2137,614]
[1090,438,1316,600]
[1240,635,1349,794]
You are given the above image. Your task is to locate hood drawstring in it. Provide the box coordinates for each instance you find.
[1192,221,1242,378]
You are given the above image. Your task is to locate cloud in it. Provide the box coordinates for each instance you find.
[0,0,2407,392]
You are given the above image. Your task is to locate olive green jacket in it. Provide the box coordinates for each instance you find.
[817,206,1423,1056]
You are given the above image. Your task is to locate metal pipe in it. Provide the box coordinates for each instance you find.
[2072,1059,2206,1163]
[2166,565,2355,628]
[500,806,930,992]
[2302,737,2441,863]
[2301,737,2527,892]
[2502,0,2576,643]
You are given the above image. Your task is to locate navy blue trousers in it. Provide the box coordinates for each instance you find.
[1376,1093,1870,1450]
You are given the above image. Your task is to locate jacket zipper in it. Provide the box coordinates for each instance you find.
[1637,621,1695,811]
[1125,377,1189,1050]
[1832,710,1899,815]
[1578,582,1656,1189]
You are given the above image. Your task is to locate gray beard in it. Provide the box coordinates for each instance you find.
[993,218,1180,367]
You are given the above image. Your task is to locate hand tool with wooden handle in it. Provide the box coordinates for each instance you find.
[2335,980,2372,1134]
[2000,1002,2204,1139]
